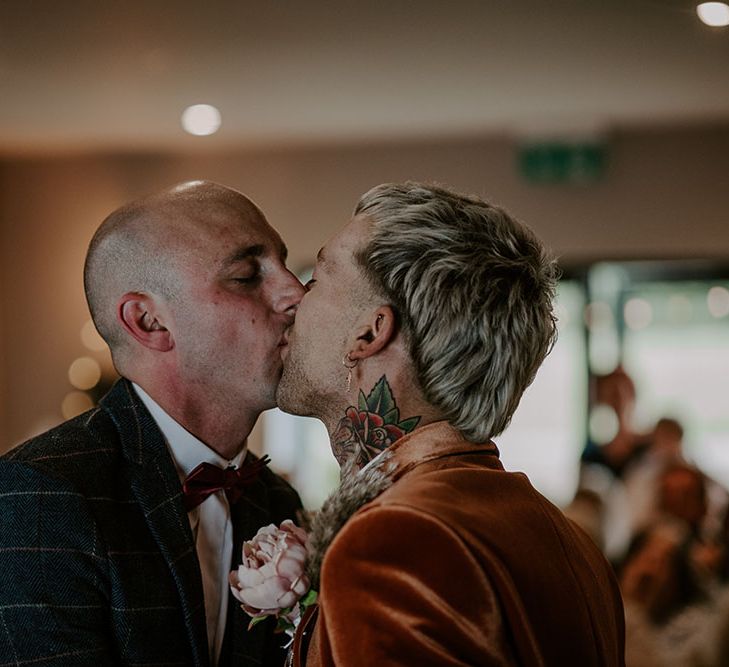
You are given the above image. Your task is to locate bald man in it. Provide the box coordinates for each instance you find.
[0,182,305,666]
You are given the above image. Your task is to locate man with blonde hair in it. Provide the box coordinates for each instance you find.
[0,181,304,665]
[279,182,625,666]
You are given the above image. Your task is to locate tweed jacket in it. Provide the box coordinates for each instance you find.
[294,422,625,666]
[0,379,302,666]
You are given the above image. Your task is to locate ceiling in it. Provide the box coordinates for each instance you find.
[1,0,728,153]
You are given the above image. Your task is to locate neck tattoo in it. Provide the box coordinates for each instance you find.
[331,375,421,469]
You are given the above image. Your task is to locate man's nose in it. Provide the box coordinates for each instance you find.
[273,269,305,316]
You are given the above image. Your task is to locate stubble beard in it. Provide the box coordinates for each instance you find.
[276,340,319,419]
[276,343,340,426]
[276,356,305,416]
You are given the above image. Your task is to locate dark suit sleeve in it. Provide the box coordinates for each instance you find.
[0,461,114,665]
[306,504,511,667]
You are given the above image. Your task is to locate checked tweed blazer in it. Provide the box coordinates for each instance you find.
[0,379,302,666]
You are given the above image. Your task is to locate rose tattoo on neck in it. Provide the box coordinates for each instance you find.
[332,375,420,469]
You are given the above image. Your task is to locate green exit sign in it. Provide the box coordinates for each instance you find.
[518,142,607,184]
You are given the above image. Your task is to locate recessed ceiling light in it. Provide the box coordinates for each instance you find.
[181,104,222,136]
[696,2,729,27]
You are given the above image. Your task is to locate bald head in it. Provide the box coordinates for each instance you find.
[84,180,263,367]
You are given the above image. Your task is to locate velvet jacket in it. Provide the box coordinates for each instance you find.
[293,422,625,666]
[0,379,302,666]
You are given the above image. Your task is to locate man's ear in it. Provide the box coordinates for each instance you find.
[349,305,397,361]
[117,292,173,352]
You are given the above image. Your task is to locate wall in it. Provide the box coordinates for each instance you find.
[1,123,728,450]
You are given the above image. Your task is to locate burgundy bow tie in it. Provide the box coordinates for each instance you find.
[181,455,271,512]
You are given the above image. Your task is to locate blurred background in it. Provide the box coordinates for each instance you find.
[1,2,729,660]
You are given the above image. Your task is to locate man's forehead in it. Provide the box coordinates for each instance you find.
[159,210,286,273]
[181,202,281,244]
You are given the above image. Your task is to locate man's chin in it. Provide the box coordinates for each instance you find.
[275,367,305,416]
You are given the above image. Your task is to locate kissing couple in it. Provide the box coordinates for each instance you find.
[0,181,625,666]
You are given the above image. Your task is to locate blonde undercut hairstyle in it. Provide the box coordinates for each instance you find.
[354,182,559,443]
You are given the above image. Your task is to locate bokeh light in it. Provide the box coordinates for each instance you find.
[61,391,94,419]
[624,298,653,330]
[68,356,102,390]
[181,104,221,136]
[707,285,729,318]
[696,2,729,27]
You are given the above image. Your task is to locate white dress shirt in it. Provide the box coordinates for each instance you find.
[133,383,246,667]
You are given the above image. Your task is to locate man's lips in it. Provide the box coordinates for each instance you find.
[278,327,292,351]
[278,334,291,361]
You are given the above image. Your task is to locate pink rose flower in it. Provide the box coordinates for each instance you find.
[229,519,310,623]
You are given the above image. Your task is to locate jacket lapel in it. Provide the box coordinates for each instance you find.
[100,379,210,667]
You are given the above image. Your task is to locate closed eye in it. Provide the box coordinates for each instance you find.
[304,278,316,291]
[232,273,261,285]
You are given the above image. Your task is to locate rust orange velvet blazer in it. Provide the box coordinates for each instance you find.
[293,422,625,666]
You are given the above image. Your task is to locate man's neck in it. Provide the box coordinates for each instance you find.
[132,378,257,460]
[326,373,434,470]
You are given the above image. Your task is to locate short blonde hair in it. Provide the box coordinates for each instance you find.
[355,182,558,442]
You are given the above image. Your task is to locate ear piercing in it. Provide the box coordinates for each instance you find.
[342,353,358,393]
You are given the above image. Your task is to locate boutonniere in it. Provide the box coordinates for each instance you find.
[229,520,317,636]
[229,451,397,638]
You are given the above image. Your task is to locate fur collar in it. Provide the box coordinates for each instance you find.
[305,452,395,591]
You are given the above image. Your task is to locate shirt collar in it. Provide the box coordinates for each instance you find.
[132,382,247,480]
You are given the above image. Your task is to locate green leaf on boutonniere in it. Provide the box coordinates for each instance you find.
[299,589,318,608]
[248,615,268,631]
[358,390,368,412]
[383,407,400,426]
[275,615,296,634]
